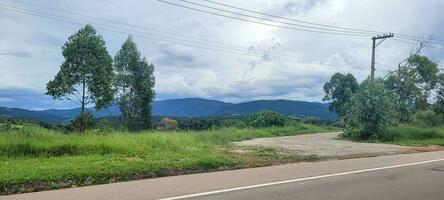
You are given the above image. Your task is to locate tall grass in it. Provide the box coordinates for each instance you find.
[0,123,336,192]
[380,125,444,145]
[0,123,333,158]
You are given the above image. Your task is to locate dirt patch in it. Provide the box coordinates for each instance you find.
[411,145,444,152]
[233,132,422,159]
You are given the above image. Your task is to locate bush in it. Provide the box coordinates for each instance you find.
[0,122,13,132]
[380,125,444,142]
[222,118,248,129]
[343,79,395,140]
[97,119,113,133]
[301,117,321,125]
[412,110,444,127]
[66,112,96,132]
[156,118,179,131]
[248,111,287,128]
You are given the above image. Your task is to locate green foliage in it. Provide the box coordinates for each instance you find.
[97,119,113,133]
[46,25,114,132]
[411,110,444,127]
[114,36,155,131]
[156,118,179,131]
[174,117,224,131]
[222,117,249,129]
[301,116,321,125]
[245,111,287,128]
[0,123,334,194]
[323,73,359,117]
[66,112,96,132]
[434,73,444,116]
[344,79,395,140]
[384,55,440,122]
[379,125,444,142]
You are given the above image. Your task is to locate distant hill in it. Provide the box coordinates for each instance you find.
[0,107,70,124]
[0,98,335,124]
[216,100,335,120]
[153,98,232,117]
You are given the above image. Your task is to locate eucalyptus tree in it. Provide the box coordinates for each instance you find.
[384,55,439,122]
[46,25,114,132]
[114,36,155,131]
[323,73,359,117]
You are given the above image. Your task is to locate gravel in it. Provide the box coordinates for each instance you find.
[234,132,418,158]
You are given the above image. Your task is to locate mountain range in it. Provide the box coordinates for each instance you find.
[0,98,335,124]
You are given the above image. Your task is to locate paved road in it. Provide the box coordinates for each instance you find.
[2,151,444,200]
[190,159,444,200]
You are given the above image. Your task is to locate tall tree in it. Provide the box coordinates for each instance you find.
[46,25,114,132]
[323,73,359,117]
[434,73,444,116]
[114,36,155,131]
[384,55,439,122]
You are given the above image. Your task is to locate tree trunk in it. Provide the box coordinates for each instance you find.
[80,78,86,132]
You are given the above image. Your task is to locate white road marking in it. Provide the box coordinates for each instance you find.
[159,158,444,200]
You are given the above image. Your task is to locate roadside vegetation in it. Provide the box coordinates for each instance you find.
[323,44,444,145]
[0,117,335,194]
[3,23,442,196]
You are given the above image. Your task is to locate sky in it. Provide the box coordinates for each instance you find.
[1,0,444,110]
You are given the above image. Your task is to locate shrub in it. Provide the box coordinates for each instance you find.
[66,112,96,132]
[412,110,444,127]
[248,111,287,128]
[0,122,13,132]
[380,125,444,142]
[97,119,113,133]
[156,118,179,131]
[343,79,395,140]
[301,117,321,125]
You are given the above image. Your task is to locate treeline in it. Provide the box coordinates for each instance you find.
[154,112,328,131]
[0,111,328,133]
[324,50,444,140]
[46,25,155,132]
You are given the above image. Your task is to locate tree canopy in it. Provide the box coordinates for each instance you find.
[323,73,359,117]
[384,55,440,122]
[46,24,113,132]
[344,79,395,140]
[114,36,155,131]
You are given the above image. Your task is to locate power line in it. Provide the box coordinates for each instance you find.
[392,38,444,50]
[201,0,444,43]
[161,0,444,43]
[0,4,365,69]
[0,3,310,62]
[156,0,374,37]
[176,0,376,35]
[6,0,323,62]
[200,0,382,34]
[10,0,444,45]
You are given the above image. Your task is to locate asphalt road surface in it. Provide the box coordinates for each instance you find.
[2,151,444,200]
[189,159,444,200]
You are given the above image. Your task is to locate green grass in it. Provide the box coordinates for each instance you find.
[0,123,336,194]
[381,125,444,146]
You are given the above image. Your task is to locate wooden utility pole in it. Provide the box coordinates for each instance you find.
[370,33,394,79]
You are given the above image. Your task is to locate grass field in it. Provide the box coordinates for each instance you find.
[0,123,336,194]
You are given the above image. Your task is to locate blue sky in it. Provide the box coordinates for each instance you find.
[1,0,444,110]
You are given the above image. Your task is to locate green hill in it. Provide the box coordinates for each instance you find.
[0,98,335,124]
[0,107,70,124]
[216,100,335,120]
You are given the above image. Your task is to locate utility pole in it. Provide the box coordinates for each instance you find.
[370,33,394,79]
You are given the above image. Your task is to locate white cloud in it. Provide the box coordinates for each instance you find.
[1,0,444,109]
